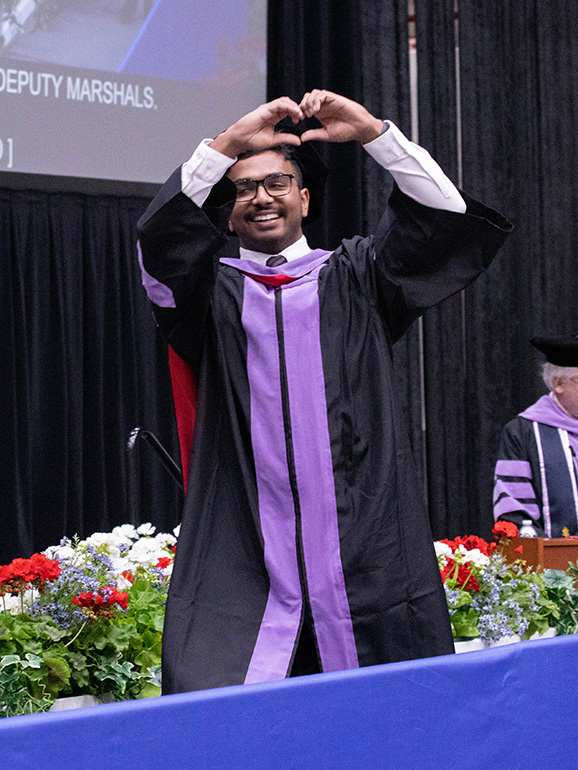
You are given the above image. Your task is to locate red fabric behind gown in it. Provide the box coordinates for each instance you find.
[167,346,197,492]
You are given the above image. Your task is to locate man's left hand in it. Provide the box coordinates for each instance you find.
[299,90,383,145]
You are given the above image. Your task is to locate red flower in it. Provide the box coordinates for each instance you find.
[72,592,98,609]
[514,545,523,553]
[439,560,480,592]
[455,564,480,591]
[155,557,173,569]
[121,571,134,584]
[72,586,129,616]
[107,588,129,611]
[0,564,12,583]
[453,535,492,557]
[0,554,61,594]
[492,521,519,541]
[28,553,61,582]
[9,558,37,582]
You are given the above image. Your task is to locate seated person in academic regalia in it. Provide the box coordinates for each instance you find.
[493,335,578,537]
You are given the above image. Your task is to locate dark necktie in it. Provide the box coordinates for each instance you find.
[266,255,287,267]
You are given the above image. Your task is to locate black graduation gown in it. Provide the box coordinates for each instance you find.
[137,168,512,693]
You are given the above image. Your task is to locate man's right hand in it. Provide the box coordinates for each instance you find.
[210,97,304,159]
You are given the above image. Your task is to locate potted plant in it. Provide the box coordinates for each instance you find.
[435,523,559,649]
[0,524,177,718]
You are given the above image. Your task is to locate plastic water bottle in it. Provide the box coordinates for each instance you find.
[518,519,539,538]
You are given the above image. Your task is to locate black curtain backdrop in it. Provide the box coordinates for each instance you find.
[0,189,183,562]
[267,0,411,246]
[3,0,578,561]
[415,2,469,538]
[459,0,578,538]
[267,0,362,251]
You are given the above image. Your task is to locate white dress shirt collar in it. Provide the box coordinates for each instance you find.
[239,235,311,265]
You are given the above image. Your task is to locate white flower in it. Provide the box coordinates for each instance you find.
[152,533,176,549]
[112,524,139,540]
[116,573,134,591]
[43,544,76,561]
[81,531,130,559]
[136,523,156,537]
[455,544,468,559]
[3,593,24,614]
[127,538,163,565]
[462,548,490,568]
[108,555,133,576]
[173,523,181,538]
[434,542,453,559]
[84,532,113,548]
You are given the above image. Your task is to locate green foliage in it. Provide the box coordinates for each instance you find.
[0,654,54,718]
[0,603,163,716]
[438,537,567,643]
[543,565,578,636]
[448,599,479,639]
[0,569,167,717]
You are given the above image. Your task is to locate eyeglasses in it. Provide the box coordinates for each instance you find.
[233,173,296,201]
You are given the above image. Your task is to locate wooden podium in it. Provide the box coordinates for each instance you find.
[503,537,578,571]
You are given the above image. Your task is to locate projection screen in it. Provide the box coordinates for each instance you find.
[0,0,267,186]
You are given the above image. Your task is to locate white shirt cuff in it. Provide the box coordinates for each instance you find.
[363,121,466,213]
[181,139,237,207]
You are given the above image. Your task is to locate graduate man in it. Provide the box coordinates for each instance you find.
[137,89,512,693]
[494,335,578,537]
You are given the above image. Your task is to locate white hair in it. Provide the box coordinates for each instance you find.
[542,362,578,391]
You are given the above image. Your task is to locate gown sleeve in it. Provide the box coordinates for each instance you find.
[136,167,235,368]
[361,184,513,342]
[492,417,544,534]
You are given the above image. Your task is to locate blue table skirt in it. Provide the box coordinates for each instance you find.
[1,634,577,770]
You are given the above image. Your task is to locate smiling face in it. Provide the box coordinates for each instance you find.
[227,151,310,254]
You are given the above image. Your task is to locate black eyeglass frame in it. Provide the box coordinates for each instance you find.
[232,173,297,201]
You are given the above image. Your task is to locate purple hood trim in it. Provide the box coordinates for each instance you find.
[520,395,578,436]
[137,241,176,308]
[281,273,359,672]
[239,257,359,680]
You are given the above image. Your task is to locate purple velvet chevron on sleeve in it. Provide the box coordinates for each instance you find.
[493,457,540,521]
